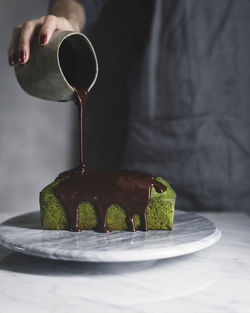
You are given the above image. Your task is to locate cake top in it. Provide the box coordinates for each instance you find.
[53,169,167,232]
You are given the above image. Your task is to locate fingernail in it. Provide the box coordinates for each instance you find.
[8,54,15,66]
[40,34,47,45]
[9,53,19,66]
[13,53,19,64]
[19,51,26,63]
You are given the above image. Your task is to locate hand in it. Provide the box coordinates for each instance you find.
[8,15,77,66]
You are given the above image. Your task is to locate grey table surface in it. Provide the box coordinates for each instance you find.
[0,210,249,313]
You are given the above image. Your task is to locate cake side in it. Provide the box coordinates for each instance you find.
[40,176,176,231]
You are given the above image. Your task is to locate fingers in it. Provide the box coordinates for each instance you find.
[8,17,44,66]
[8,25,22,66]
[38,15,58,46]
[8,15,76,67]
[18,21,38,64]
[38,15,75,45]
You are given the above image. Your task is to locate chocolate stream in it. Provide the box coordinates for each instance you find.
[53,87,167,232]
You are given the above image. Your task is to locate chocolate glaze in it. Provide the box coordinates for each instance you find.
[53,169,166,232]
[53,87,167,232]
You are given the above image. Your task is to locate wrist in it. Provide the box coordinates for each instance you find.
[50,0,86,32]
[68,15,85,32]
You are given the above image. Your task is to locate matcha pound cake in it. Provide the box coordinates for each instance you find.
[40,170,176,232]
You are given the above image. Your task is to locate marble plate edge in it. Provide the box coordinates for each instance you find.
[0,226,222,263]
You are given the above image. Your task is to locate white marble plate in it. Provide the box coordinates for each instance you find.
[0,210,221,262]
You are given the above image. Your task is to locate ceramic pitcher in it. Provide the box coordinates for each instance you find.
[15,30,98,101]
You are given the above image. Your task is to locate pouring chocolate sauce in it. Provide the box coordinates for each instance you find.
[53,41,167,232]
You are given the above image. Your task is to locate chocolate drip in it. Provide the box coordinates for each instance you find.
[53,170,166,232]
[52,87,167,232]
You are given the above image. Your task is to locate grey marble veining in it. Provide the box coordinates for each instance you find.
[0,211,249,313]
[0,210,221,262]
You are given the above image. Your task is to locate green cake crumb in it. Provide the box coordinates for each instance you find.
[40,176,176,231]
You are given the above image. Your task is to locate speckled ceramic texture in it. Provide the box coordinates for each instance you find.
[15,30,98,101]
[0,210,221,262]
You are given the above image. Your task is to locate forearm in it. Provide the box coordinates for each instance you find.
[49,0,86,31]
